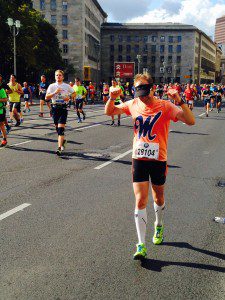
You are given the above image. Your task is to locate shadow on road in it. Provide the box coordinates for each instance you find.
[141,242,225,273]
[170,131,209,136]
[167,165,181,169]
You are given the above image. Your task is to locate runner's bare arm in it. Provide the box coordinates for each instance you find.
[167,89,195,125]
[105,88,124,116]
[17,84,24,95]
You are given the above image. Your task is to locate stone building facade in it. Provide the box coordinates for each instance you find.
[101,23,221,84]
[32,0,107,81]
[215,15,225,55]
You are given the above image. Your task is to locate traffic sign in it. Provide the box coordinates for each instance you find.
[114,62,135,78]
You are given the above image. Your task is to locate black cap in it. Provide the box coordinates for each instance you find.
[135,84,152,97]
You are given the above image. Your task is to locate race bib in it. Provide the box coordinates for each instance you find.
[134,142,159,160]
[24,94,29,99]
[55,93,65,104]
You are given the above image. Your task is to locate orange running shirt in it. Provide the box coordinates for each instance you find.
[117,98,181,161]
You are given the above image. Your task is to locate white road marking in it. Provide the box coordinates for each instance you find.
[94,149,132,170]
[8,140,32,147]
[198,112,206,117]
[74,124,101,130]
[0,203,31,221]
[0,140,32,151]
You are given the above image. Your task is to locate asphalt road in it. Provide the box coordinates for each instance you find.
[0,102,225,300]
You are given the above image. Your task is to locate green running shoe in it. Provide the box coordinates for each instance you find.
[152,224,164,245]
[133,243,147,260]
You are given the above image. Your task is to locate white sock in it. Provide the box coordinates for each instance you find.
[154,202,165,226]
[134,209,147,244]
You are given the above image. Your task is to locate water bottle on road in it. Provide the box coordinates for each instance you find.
[213,217,225,224]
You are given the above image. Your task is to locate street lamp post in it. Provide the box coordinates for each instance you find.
[162,61,166,84]
[136,54,142,74]
[173,64,177,83]
[7,18,21,76]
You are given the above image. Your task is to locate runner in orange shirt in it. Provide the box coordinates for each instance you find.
[105,73,195,260]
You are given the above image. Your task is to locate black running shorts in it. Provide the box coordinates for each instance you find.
[9,102,21,113]
[75,99,84,110]
[132,159,167,185]
[0,110,6,122]
[51,105,68,125]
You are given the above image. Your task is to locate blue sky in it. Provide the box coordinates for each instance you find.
[98,0,225,37]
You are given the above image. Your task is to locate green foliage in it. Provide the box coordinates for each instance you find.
[0,0,67,83]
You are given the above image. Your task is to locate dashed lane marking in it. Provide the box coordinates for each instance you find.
[94,149,132,170]
[0,203,31,221]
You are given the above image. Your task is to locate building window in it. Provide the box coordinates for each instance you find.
[143,56,147,64]
[177,45,182,53]
[126,45,131,52]
[63,58,68,66]
[110,45,114,52]
[62,1,68,10]
[151,56,156,63]
[50,0,57,10]
[143,44,148,52]
[111,66,114,74]
[160,45,165,53]
[160,36,165,42]
[167,66,172,74]
[62,30,68,39]
[134,36,139,42]
[151,45,156,53]
[168,56,173,63]
[63,44,68,53]
[134,44,139,53]
[177,36,182,42]
[118,45,123,52]
[152,36,157,42]
[62,15,68,25]
[51,15,57,25]
[160,56,164,63]
[118,55,123,62]
[118,35,123,42]
[110,35,114,42]
[143,36,148,43]
[40,0,45,10]
[168,36,173,43]
[177,56,181,63]
[110,55,114,62]
[176,67,181,75]
[151,66,155,73]
[126,36,131,42]
[126,55,131,62]
[168,45,173,53]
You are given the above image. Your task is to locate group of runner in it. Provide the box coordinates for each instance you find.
[155,82,225,116]
[0,72,88,153]
[1,69,224,259]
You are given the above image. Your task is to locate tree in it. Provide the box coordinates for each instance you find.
[0,0,67,83]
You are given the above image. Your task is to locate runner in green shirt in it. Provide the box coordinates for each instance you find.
[73,78,87,123]
[0,88,8,147]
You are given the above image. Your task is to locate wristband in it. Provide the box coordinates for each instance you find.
[109,98,116,101]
